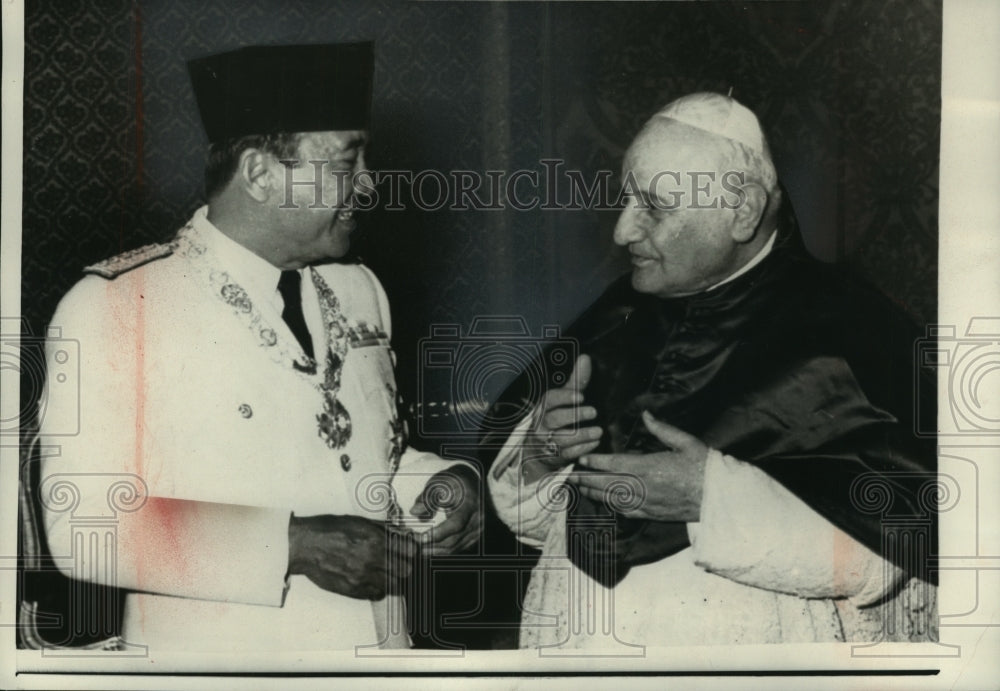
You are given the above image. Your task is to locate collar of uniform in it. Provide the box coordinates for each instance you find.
[704,228,777,293]
[190,205,285,317]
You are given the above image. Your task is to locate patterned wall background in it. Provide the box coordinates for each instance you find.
[21,0,941,418]
[19,0,941,648]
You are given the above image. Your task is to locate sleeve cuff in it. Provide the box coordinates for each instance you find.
[691,449,901,602]
[168,503,292,607]
[392,450,479,514]
[490,404,541,481]
[114,500,293,608]
[485,411,570,547]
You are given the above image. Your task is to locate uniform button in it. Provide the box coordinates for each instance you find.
[238,403,253,418]
[340,454,351,471]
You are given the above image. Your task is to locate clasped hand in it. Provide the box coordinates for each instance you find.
[288,465,481,600]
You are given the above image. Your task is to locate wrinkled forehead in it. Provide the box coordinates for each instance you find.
[623,118,731,178]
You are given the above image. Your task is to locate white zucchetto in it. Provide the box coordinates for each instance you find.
[653,92,766,155]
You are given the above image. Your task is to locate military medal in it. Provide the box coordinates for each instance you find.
[386,382,407,474]
[310,269,353,449]
[177,218,410,523]
[175,221,382,453]
[316,350,352,449]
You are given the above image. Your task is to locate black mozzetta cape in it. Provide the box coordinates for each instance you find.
[501,204,937,589]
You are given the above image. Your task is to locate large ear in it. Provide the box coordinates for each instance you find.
[730,180,769,243]
[233,148,274,203]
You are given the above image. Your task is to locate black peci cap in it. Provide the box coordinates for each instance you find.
[187,42,374,143]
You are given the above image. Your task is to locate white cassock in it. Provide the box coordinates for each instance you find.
[39,206,470,652]
[489,423,907,649]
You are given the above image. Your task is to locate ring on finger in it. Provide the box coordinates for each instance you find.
[544,429,559,456]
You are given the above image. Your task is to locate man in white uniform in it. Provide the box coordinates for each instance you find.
[39,42,480,652]
[489,92,935,648]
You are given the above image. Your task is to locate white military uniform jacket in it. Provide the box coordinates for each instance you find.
[40,207,463,652]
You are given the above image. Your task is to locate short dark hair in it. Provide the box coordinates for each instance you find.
[203,132,302,199]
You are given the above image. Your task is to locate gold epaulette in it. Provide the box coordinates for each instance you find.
[83,243,175,279]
